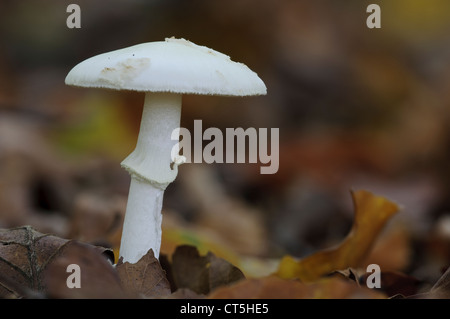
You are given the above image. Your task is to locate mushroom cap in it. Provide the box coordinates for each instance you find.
[65,38,266,96]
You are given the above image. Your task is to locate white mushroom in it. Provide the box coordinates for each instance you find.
[65,38,266,264]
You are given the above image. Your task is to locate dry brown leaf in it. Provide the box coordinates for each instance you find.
[209,275,386,299]
[170,245,245,295]
[276,190,400,282]
[0,225,113,298]
[116,249,171,298]
[43,241,124,299]
[0,225,71,296]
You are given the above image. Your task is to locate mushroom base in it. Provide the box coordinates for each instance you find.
[119,177,164,263]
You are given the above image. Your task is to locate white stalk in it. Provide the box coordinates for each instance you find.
[120,92,182,263]
[120,178,163,262]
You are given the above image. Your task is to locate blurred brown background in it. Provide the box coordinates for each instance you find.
[1,0,450,283]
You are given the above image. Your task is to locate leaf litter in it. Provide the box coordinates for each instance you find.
[0,189,449,299]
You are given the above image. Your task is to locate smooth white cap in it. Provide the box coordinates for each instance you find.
[65,38,267,96]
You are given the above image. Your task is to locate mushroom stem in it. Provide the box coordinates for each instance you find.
[119,92,182,263]
[120,177,164,262]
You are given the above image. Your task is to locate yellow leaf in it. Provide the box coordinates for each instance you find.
[276,190,400,282]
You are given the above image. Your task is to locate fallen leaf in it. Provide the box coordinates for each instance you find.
[209,275,386,299]
[276,190,400,282]
[116,249,171,298]
[43,241,124,299]
[0,225,68,297]
[169,245,245,295]
[0,225,113,298]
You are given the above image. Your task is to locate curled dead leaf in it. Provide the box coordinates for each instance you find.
[276,190,400,282]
